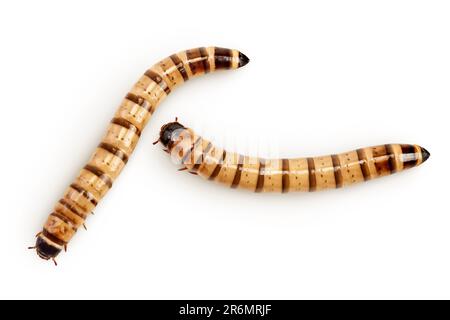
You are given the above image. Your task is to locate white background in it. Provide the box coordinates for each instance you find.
[0,0,449,299]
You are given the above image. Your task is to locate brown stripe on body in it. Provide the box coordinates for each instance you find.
[372,145,391,176]
[70,183,98,206]
[385,144,397,173]
[190,164,201,174]
[125,93,153,113]
[214,47,233,70]
[58,198,86,219]
[191,142,213,173]
[281,159,290,193]
[181,136,202,165]
[98,142,129,164]
[54,205,84,228]
[255,159,265,193]
[400,144,418,169]
[83,165,113,188]
[111,117,141,137]
[356,149,371,181]
[199,47,210,73]
[144,70,171,94]
[186,47,210,75]
[307,157,317,192]
[50,212,77,230]
[42,229,67,246]
[231,155,245,188]
[209,150,226,180]
[169,54,189,81]
[331,154,343,188]
[235,156,259,190]
[197,146,222,179]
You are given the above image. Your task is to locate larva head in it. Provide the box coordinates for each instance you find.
[35,235,62,260]
[159,122,186,148]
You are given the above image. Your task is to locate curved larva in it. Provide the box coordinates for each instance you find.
[157,122,430,193]
[31,47,250,263]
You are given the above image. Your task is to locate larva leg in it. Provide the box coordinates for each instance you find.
[158,121,430,193]
[32,47,250,262]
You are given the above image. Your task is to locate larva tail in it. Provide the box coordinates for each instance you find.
[158,121,430,193]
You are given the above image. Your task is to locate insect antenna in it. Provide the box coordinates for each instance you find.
[52,258,58,266]
[28,246,36,250]
[83,223,87,230]
[178,167,188,171]
[152,139,160,145]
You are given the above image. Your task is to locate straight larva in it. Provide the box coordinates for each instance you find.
[157,122,430,193]
[30,47,250,263]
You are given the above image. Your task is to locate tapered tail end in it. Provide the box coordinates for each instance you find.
[396,144,430,170]
[238,52,250,68]
[421,147,430,163]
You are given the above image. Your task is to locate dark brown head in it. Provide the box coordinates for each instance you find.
[35,235,62,260]
[159,121,186,148]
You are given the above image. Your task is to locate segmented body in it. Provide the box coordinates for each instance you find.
[34,47,249,261]
[160,122,430,193]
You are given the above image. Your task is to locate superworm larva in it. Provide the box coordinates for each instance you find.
[156,121,430,192]
[30,47,250,264]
